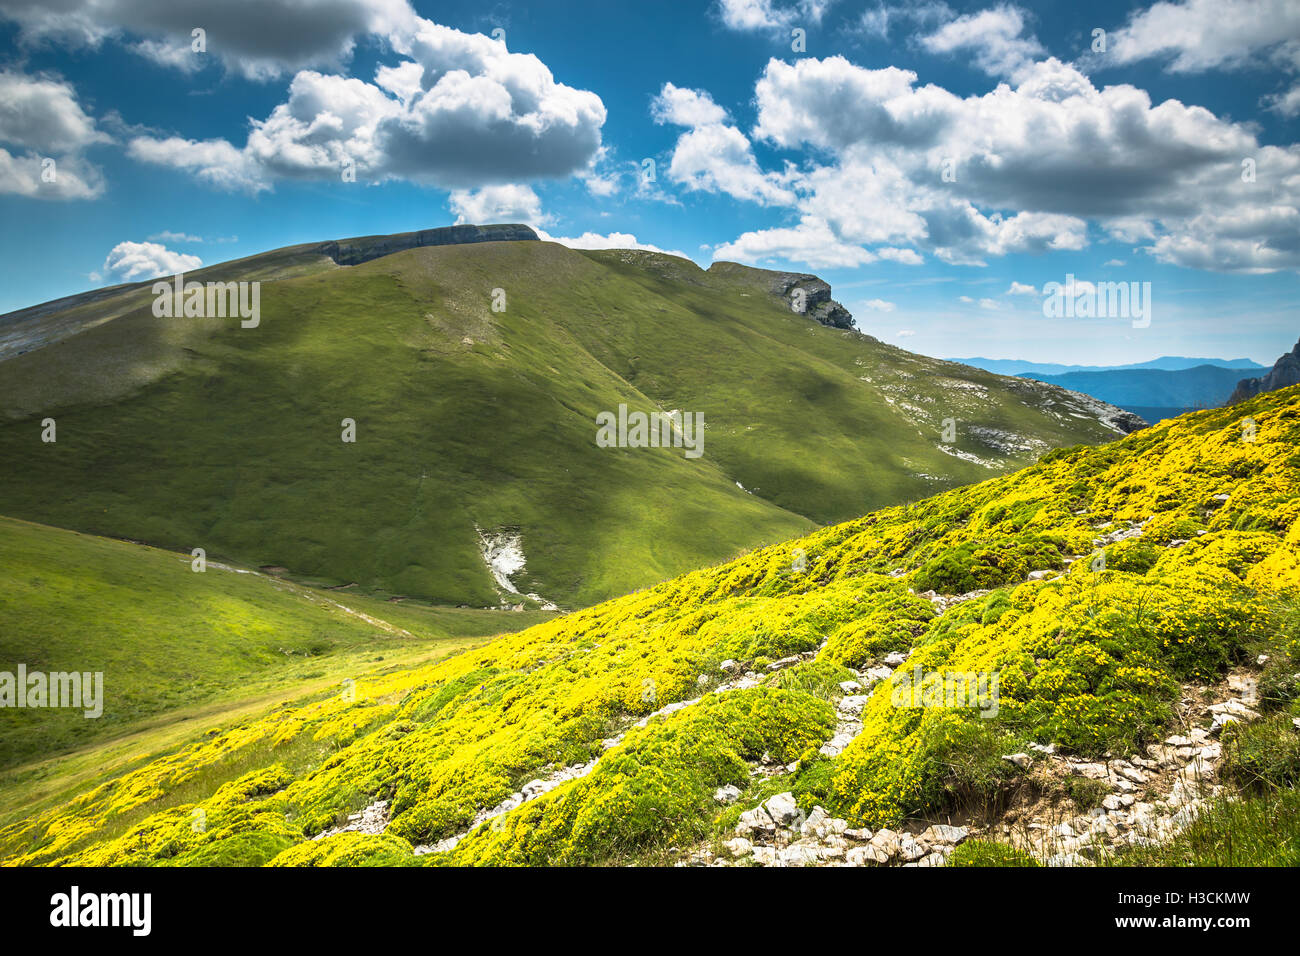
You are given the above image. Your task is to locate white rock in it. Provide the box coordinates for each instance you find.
[837,695,871,717]
[778,845,822,867]
[714,784,741,804]
[736,807,775,836]
[763,792,802,827]
[1002,753,1033,769]
[919,824,968,845]
[838,680,863,694]
[724,837,753,856]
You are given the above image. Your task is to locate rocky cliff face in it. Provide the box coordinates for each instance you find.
[1229,338,1300,404]
[768,273,855,329]
[317,223,538,267]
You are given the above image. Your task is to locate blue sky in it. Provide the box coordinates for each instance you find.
[1,0,1297,365]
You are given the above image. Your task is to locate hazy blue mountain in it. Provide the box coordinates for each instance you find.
[1015,365,1251,423]
[951,356,1265,376]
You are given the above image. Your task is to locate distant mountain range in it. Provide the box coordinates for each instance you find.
[950,356,1265,376]
[950,356,1269,424]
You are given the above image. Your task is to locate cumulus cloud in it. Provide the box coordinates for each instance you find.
[716,0,835,32]
[1099,0,1300,74]
[875,247,921,264]
[1267,83,1300,117]
[0,149,104,199]
[677,53,1300,272]
[713,217,878,268]
[537,230,691,259]
[0,71,109,152]
[127,21,607,193]
[448,184,546,225]
[860,298,896,311]
[918,4,1045,80]
[0,70,109,199]
[100,241,202,281]
[1006,281,1038,295]
[128,136,266,193]
[0,0,419,80]
[652,83,795,206]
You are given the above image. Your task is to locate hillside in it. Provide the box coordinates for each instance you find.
[0,231,1139,610]
[0,514,552,775]
[1017,365,1247,422]
[2,385,1296,868]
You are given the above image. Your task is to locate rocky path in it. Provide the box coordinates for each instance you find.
[684,666,1265,867]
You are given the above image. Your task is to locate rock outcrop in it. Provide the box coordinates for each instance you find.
[768,273,855,329]
[1228,338,1300,404]
[316,223,538,267]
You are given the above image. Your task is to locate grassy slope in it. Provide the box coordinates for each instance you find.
[0,514,553,777]
[3,386,1296,867]
[0,241,1129,609]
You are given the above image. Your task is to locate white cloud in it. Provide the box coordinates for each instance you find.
[732,54,1300,272]
[1267,83,1300,117]
[128,20,606,193]
[918,4,1045,80]
[651,83,729,127]
[538,230,690,259]
[861,298,896,311]
[877,247,924,264]
[128,136,267,193]
[896,328,915,336]
[101,241,203,281]
[712,216,877,268]
[653,82,795,206]
[0,148,104,199]
[448,184,546,225]
[717,0,835,32]
[0,71,109,153]
[1100,0,1300,74]
[0,70,108,200]
[1006,281,1038,295]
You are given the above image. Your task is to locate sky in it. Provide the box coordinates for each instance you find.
[0,0,1297,365]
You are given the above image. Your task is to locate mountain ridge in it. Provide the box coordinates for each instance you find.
[0,230,1143,609]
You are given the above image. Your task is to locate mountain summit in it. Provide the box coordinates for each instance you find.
[0,229,1141,608]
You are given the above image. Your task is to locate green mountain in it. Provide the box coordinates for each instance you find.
[2,385,1295,868]
[0,228,1141,610]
